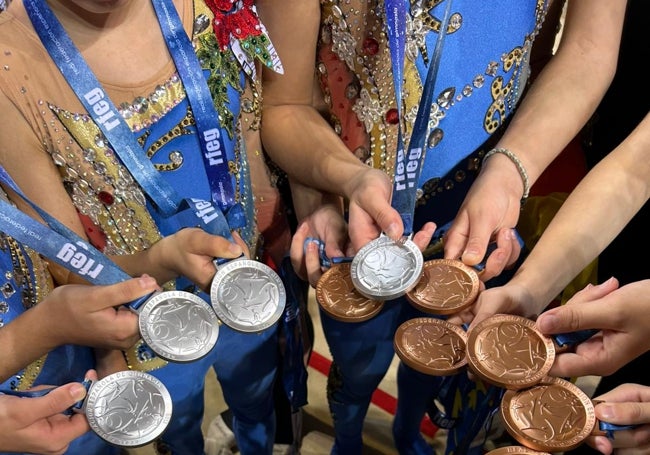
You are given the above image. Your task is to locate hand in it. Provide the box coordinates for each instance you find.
[345,168,404,251]
[147,227,248,291]
[290,203,435,288]
[290,204,349,287]
[582,384,650,455]
[36,275,160,350]
[447,269,540,329]
[443,159,523,279]
[0,370,97,454]
[536,278,650,378]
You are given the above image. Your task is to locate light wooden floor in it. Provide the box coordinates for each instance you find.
[129,289,600,455]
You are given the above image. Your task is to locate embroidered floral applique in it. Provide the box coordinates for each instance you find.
[204,0,283,78]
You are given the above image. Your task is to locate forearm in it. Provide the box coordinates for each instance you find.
[290,178,343,224]
[0,307,58,382]
[495,0,626,192]
[262,104,370,197]
[510,113,650,308]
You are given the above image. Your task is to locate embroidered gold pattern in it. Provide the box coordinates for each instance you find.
[1,234,53,390]
[318,0,548,194]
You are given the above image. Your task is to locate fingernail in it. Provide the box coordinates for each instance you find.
[70,384,87,401]
[138,274,157,288]
[537,314,557,331]
[597,403,614,420]
[229,243,242,255]
[385,223,400,239]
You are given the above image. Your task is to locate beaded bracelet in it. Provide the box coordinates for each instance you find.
[482,147,530,204]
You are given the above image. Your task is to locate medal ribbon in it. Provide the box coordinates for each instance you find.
[0,167,152,310]
[385,0,453,236]
[23,0,245,230]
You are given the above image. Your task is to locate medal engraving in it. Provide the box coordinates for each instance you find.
[316,263,384,323]
[466,314,556,390]
[210,258,286,332]
[406,259,480,315]
[500,377,596,452]
[394,317,468,376]
[84,370,172,448]
[138,290,219,363]
[350,236,423,301]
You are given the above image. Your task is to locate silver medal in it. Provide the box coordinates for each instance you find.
[210,257,286,333]
[83,370,172,448]
[350,234,424,300]
[138,290,219,363]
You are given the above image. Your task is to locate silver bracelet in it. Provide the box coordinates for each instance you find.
[482,147,530,203]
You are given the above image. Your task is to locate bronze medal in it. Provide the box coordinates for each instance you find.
[316,263,384,323]
[466,314,556,390]
[485,446,550,455]
[500,377,597,452]
[393,317,468,376]
[406,259,480,315]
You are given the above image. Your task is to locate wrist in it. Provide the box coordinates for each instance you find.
[482,148,530,204]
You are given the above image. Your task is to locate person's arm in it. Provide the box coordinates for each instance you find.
[465,112,650,327]
[257,0,404,249]
[444,0,628,264]
[0,275,158,382]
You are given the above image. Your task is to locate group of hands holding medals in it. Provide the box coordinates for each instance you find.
[5,234,288,449]
[305,221,634,455]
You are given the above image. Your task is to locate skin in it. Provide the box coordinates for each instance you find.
[1,0,248,373]
[0,370,97,455]
[257,0,626,284]
[0,275,159,382]
[586,384,650,454]
[458,113,650,332]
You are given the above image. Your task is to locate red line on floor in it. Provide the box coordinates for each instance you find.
[308,351,438,438]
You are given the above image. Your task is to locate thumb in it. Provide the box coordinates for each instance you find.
[89,275,160,310]
[21,383,87,423]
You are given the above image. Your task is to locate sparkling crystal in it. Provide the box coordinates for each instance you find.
[428,128,443,148]
[437,87,455,108]
[1,283,15,299]
[169,151,183,166]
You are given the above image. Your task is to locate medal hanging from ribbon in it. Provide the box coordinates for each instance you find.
[0,166,220,364]
[350,0,454,302]
[23,0,286,334]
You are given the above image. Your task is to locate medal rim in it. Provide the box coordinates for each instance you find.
[210,258,286,333]
[316,263,384,323]
[466,314,556,389]
[393,317,468,376]
[406,258,480,315]
[500,376,596,452]
[138,290,219,363]
[350,236,424,301]
[84,370,173,447]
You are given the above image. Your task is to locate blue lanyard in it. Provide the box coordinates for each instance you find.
[0,166,151,309]
[385,0,453,236]
[22,0,244,230]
